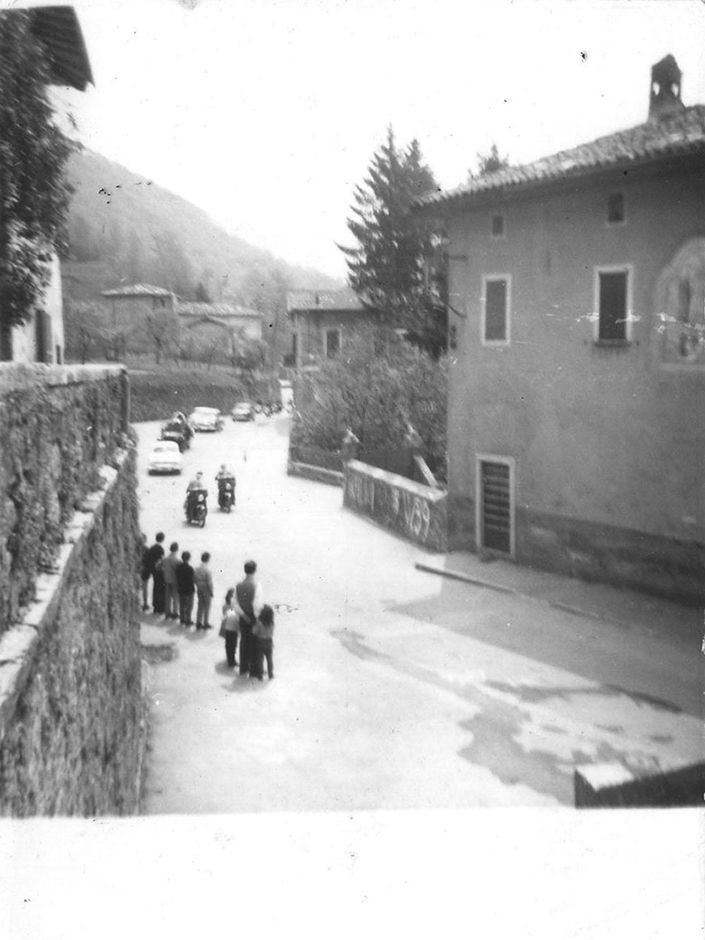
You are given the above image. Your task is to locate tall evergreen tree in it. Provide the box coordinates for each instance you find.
[0,11,76,357]
[468,143,510,181]
[340,128,445,356]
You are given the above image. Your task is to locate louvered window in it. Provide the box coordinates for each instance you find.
[479,459,512,555]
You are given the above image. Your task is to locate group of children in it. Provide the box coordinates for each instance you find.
[141,534,276,680]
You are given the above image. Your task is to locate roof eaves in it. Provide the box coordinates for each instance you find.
[417,140,705,212]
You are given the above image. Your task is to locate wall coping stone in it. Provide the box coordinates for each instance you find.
[0,362,126,394]
[0,448,129,745]
[346,459,447,504]
[287,461,344,487]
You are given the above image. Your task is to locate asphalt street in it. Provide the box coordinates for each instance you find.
[136,413,702,811]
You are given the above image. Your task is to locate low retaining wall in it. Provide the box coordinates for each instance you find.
[0,364,144,816]
[343,459,447,551]
[288,460,343,487]
[575,760,705,808]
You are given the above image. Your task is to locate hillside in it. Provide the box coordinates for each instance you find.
[62,147,341,313]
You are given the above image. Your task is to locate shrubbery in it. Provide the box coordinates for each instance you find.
[291,327,447,480]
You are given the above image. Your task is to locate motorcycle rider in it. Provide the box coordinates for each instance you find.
[215,464,236,508]
[185,471,208,519]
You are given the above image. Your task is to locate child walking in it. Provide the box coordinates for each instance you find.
[220,588,240,669]
[252,604,275,681]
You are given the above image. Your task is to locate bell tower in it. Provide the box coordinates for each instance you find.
[648,55,685,122]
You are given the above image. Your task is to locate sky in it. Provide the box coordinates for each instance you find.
[7,0,705,277]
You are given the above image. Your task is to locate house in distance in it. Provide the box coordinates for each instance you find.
[415,54,704,604]
[286,287,373,370]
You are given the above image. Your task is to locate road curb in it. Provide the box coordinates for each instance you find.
[414,561,609,625]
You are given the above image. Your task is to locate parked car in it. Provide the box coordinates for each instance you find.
[160,419,190,452]
[147,441,182,475]
[232,401,255,422]
[189,406,224,432]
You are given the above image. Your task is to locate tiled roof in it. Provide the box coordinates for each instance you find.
[286,288,366,313]
[101,284,174,298]
[416,105,705,209]
[177,303,262,319]
[0,6,94,91]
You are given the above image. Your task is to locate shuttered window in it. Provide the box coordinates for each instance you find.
[479,459,512,555]
[598,270,628,341]
[484,277,509,343]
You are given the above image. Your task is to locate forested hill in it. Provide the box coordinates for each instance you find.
[62,147,341,308]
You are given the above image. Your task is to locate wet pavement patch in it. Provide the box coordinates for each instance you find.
[486,680,682,715]
[459,708,572,804]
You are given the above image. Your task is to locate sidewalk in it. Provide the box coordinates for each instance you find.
[416,549,702,641]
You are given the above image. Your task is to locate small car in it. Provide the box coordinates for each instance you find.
[189,407,224,432]
[148,441,182,475]
[232,401,255,422]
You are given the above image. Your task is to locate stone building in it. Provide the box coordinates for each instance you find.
[177,301,263,344]
[101,283,177,325]
[286,288,375,369]
[415,55,705,603]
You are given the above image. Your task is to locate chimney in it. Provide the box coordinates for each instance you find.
[648,55,685,122]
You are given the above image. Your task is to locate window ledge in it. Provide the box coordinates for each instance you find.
[593,339,631,348]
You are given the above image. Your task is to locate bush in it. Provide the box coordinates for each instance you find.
[292,327,447,480]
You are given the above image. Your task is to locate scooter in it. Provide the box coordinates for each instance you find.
[185,489,208,527]
[217,477,235,513]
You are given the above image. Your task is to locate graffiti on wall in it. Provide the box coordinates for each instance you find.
[391,487,432,543]
[346,472,375,513]
[346,465,443,548]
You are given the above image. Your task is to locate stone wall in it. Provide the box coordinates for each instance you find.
[0,364,130,631]
[0,364,144,816]
[287,460,344,487]
[575,760,705,808]
[343,460,447,551]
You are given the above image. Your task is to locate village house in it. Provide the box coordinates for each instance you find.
[101,283,177,324]
[286,287,374,369]
[415,55,705,603]
[177,301,263,343]
[1,6,93,364]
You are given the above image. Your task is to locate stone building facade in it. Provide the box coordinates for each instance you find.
[416,56,705,603]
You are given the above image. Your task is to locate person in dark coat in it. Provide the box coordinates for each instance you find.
[235,560,263,676]
[143,532,166,613]
[176,550,195,627]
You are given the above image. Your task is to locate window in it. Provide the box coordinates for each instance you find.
[491,214,505,237]
[595,267,631,342]
[607,193,625,225]
[325,328,340,358]
[476,455,515,557]
[482,276,510,344]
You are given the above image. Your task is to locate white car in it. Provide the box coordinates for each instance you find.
[147,441,182,475]
[189,407,224,432]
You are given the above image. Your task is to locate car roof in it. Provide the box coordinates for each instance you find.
[192,406,219,413]
[154,441,180,450]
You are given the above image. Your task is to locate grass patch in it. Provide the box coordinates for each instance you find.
[129,367,246,422]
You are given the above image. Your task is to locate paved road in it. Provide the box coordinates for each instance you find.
[136,414,702,812]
